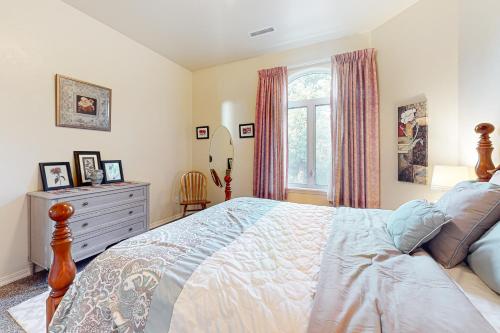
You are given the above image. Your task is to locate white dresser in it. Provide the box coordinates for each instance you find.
[28,182,150,270]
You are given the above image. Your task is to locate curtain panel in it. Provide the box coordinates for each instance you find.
[329,49,380,208]
[253,66,288,200]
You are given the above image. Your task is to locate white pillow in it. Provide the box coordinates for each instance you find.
[490,170,500,186]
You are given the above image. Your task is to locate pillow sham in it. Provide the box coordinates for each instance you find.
[387,199,451,254]
[427,181,500,268]
[468,221,500,294]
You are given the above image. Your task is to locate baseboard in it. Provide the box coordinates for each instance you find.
[149,213,184,229]
[0,267,31,288]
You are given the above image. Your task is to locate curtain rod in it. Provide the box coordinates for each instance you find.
[287,57,331,70]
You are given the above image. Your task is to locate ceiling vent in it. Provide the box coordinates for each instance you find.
[249,27,275,38]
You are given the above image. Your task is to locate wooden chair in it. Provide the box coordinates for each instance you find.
[180,171,211,217]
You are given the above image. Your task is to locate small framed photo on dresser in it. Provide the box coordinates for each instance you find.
[239,123,255,138]
[101,160,124,183]
[196,126,209,139]
[74,151,102,186]
[39,162,74,191]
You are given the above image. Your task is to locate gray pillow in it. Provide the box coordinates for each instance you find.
[387,199,452,254]
[427,181,500,268]
[490,171,500,185]
[468,221,500,294]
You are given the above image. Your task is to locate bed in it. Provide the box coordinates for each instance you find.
[45,124,500,333]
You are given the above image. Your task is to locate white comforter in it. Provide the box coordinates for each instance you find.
[170,201,334,332]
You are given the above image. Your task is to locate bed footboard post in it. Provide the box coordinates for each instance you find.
[46,202,76,331]
[475,123,495,182]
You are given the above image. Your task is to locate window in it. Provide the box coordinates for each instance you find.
[288,70,331,189]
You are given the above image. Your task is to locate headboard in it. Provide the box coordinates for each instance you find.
[475,122,497,181]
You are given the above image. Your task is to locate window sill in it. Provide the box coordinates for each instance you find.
[286,187,327,196]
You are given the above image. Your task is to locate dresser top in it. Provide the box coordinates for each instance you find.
[28,181,150,199]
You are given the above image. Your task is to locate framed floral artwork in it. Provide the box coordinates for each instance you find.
[56,74,112,131]
[39,162,74,191]
[101,160,124,183]
[196,126,209,139]
[397,101,428,184]
[239,123,255,138]
[74,151,102,186]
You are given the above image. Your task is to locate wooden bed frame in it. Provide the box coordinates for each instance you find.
[43,122,498,331]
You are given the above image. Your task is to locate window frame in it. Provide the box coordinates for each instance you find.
[287,69,331,191]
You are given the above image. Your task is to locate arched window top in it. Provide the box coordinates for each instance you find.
[288,70,331,102]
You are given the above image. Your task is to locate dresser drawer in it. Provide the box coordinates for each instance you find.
[64,187,146,213]
[72,218,145,261]
[70,202,146,236]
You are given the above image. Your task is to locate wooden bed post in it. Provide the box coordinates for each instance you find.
[475,123,495,182]
[46,202,76,331]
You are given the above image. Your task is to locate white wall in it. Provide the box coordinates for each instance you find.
[193,0,465,210]
[3,0,497,286]
[372,0,460,209]
[192,35,371,205]
[0,0,192,284]
[458,0,500,166]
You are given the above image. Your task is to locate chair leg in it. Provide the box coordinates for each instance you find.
[201,203,206,210]
[182,205,187,217]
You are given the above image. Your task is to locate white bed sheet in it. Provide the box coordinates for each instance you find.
[446,263,500,332]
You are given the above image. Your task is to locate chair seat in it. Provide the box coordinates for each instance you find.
[180,200,211,205]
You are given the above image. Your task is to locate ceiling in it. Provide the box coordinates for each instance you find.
[62,0,418,70]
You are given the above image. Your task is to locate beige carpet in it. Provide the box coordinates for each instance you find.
[0,270,48,333]
[1,257,93,333]
[8,292,47,333]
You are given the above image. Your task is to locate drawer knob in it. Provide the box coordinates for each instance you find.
[82,202,89,207]
[81,243,88,249]
[129,193,134,198]
[128,227,133,232]
[128,211,133,215]
[82,222,89,228]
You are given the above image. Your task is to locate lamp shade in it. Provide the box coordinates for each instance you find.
[431,165,474,191]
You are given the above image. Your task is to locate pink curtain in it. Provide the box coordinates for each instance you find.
[253,67,288,200]
[329,49,380,208]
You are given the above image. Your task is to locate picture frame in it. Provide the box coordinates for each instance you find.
[39,162,74,191]
[56,74,112,131]
[239,123,255,138]
[196,126,210,139]
[101,160,124,183]
[74,151,102,186]
[397,101,428,185]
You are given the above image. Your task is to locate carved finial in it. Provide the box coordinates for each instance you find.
[475,123,495,136]
[46,202,76,331]
[475,123,495,181]
[49,202,74,222]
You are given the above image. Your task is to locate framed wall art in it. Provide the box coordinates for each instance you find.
[56,74,112,131]
[239,123,255,138]
[397,101,428,184]
[74,151,102,186]
[39,162,74,191]
[196,126,209,139]
[101,160,124,183]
